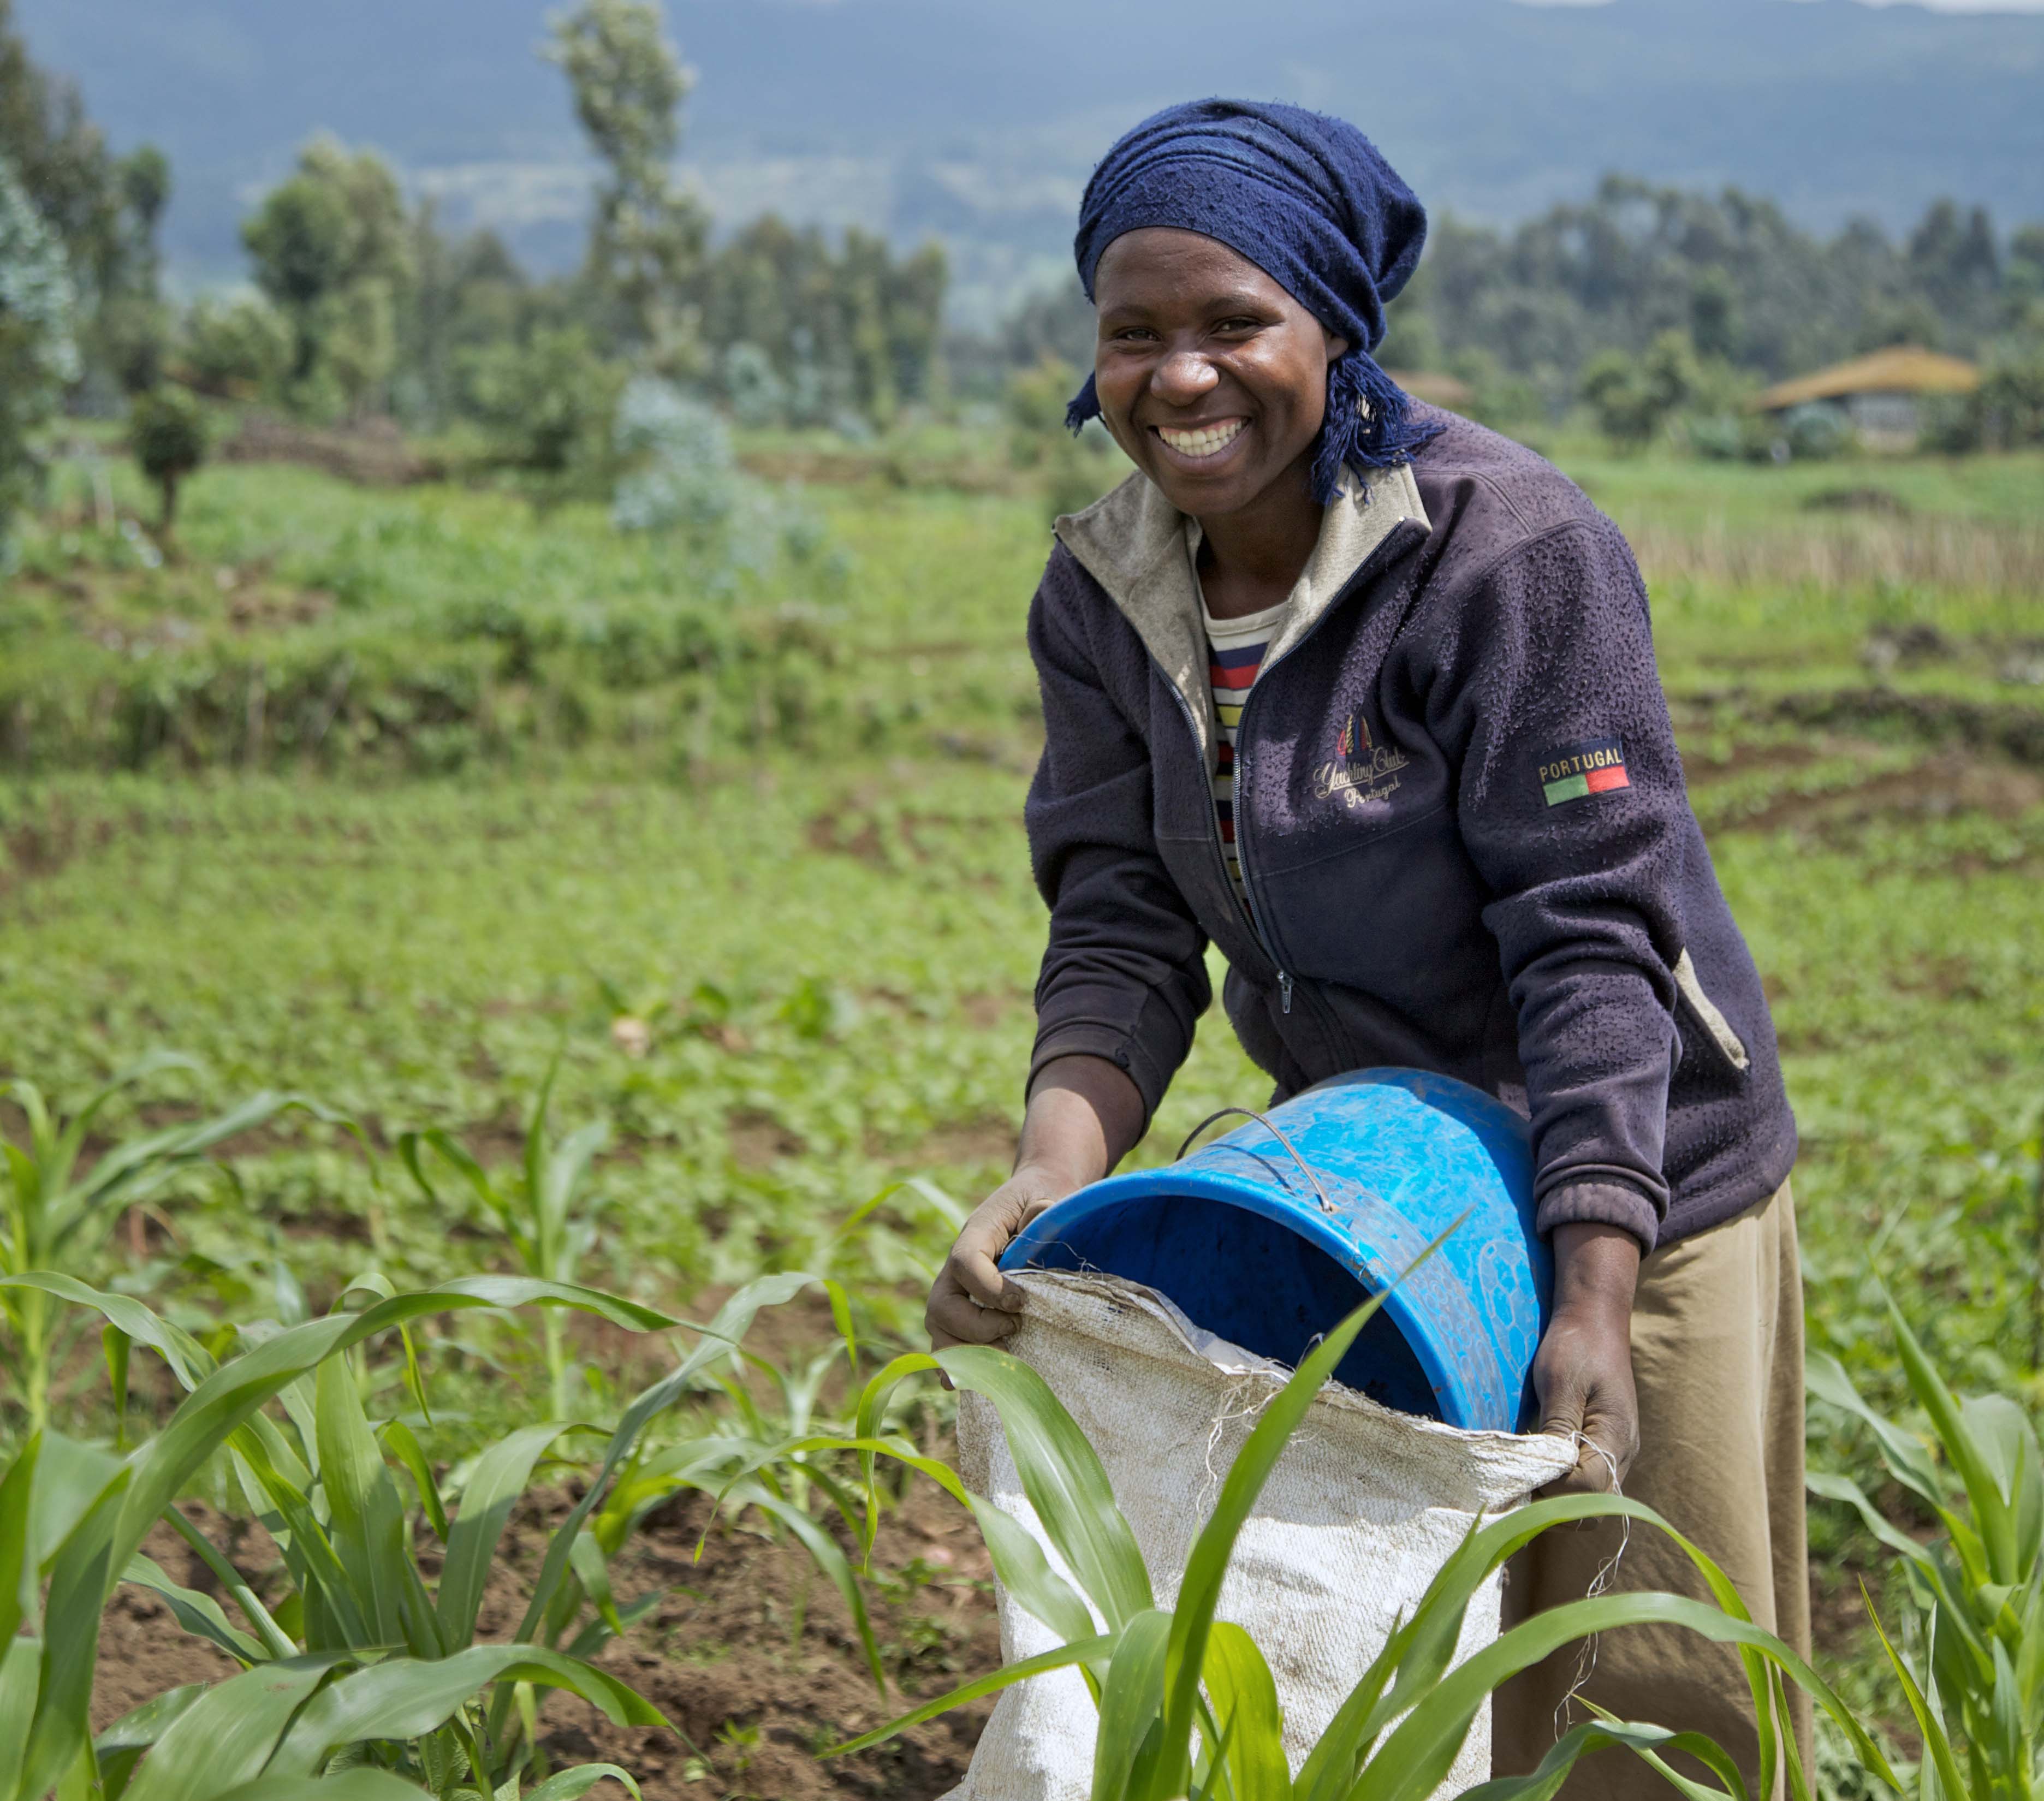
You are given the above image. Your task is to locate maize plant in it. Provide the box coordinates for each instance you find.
[0,1267,854,1801]
[398,1061,608,1418]
[1,1053,362,1433]
[1809,1297,2044,1801]
[792,1289,1895,1801]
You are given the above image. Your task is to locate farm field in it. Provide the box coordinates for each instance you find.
[3,435,2042,1796]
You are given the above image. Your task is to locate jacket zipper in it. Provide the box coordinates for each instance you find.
[1136,514,1421,1045]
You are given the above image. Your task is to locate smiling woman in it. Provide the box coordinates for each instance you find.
[922,97,1814,1801]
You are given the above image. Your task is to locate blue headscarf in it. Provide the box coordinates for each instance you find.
[1066,99,1439,503]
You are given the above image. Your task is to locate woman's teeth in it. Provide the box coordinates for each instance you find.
[1157,419,1246,458]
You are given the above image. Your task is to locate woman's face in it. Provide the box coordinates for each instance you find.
[1091,228,1347,521]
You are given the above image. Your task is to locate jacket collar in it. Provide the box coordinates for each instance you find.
[1053,462,1431,767]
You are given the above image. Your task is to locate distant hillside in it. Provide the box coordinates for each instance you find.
[13,0,2044,325]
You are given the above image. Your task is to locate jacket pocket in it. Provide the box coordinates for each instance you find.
[1672,948,1751,1079]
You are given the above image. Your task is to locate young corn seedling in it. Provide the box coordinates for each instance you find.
[810,1279,1895,1801]
[399,1061,608,1418]
[0,1265,837,1801]
[1809,1295,2044,1801]
[1,1051,359,1434]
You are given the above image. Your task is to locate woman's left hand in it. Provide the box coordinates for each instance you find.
[1533,1222,1642,1494]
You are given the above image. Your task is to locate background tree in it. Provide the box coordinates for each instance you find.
[242,137,412,418]
[127,382,209,532]
[0,148,77,560]
[178,293,294,401]
[1580,329,1701,453]
[0,0,168,405]
[462,323,625,496]
[548,0,706,377]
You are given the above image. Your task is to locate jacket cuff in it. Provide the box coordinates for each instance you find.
[1534,1181,1660,1250]
[1026,1024,1168,1139]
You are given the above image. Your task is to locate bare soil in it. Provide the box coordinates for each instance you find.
[94,1471,1000,1801]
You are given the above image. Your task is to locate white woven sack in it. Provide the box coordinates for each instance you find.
[948,1270,1575,1801]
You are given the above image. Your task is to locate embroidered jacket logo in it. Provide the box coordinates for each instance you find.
[1540,736,1630,806]
[1315,707,1409,811]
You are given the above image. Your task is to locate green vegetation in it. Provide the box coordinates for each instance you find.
[1,431,2039,1800]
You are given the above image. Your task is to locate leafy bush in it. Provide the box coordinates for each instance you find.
[180,295,295,402]
[128,386,213,529]
[462,327,626,494]
[1580,330,1702,453]
[609,377,735,536]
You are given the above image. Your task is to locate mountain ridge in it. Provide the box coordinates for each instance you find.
[13,0,2044,325]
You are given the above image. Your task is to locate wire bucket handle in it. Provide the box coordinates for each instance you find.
[1175,1106,1339,1217]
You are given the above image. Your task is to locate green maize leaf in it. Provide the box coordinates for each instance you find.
[211,1769,431,1801]
[1461,1716,1749,1801]
[122,1654,348,1801]
[15,1458,129,1801]
[822,1634,1119,1758]
[562,1590,663,1662]
[968,1494,1100,1651]
[0,1636,41,1798]
[27,1429,124,1573]
[105,1325,132,1446]
[2015,1572,2044,1717]
[313,1355,444,1657]
[267,1646,665,1776]
[122,1553,265,1665]
[1092,1608,1171,1801]
[523,1764,641,1801]
[227,1435,370,1652]
[1886,1296,2019,1584]
[542,1121,609,1255]
[438,1422,580,1649]
[569,1529,625,1638]
[1866,1593,1969,1801]
[938,1342,1154,1633]
[378,1419,449,1540]
[1961,1392,2044,1575]
[1805,1350,1942,1509]
[1806,1470,1935,1568]
[1201,1622,1288,1801]
[1346,1589,1889,1801]
[502,1272,821,1661]
[0,1436,40,1649]
[103,1276,681,1584]
[736,1483,888,1697]
[163,1505,298,1660]
[1988,1636,2023,1776]
[1158,1262,1417,1791]
[93,1684,205,1801]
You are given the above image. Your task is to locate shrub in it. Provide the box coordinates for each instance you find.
[180,294,295,402]
[128,385,213,529]
[463,326,626,495]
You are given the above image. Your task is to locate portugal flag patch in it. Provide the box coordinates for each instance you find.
[1539,736,1630,806]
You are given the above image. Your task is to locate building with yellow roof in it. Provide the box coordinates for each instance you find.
[1746,346,1979,451]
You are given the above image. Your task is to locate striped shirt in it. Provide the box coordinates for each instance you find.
[1203,594,1292,907]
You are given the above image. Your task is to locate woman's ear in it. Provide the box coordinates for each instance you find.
[1323,328,1351,363]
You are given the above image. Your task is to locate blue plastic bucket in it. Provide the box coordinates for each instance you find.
[999,1067,1552,1432]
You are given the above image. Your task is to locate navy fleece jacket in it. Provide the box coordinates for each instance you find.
[1024,412,1797,1250]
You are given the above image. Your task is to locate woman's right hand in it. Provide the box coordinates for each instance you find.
[923,1163,1080,1349]
[923,1053,1148,1352]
